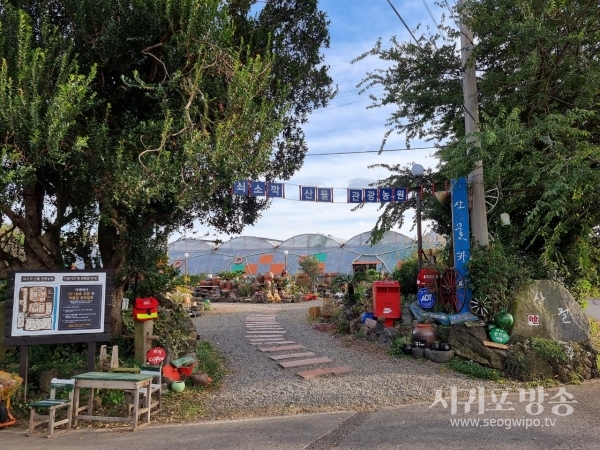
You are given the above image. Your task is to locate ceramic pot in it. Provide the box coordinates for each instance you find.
[442,343,452,351]
[256,274,265,284]
[401,344,413,355]
[431,342,440,350]
[212,276,221,286]
[412,323,435,348]
[264,271,274,281]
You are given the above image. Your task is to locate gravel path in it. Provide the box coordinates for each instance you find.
[194,301,509,420]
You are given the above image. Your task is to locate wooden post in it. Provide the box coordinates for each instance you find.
[308,306,321,319]
[19,345,28,403]
[134,320,153,364]
[87,342,96,371]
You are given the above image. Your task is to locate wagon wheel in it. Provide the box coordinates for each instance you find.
[469,296,491,318]
[439,268,466,314]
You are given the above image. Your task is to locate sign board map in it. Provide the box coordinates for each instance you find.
[10,271,107,337]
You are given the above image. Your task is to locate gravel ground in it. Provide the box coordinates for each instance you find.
[194,300,514,420]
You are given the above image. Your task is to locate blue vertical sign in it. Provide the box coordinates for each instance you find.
[451,177,471,314]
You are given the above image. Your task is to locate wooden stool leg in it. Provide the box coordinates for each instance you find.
[28,406,37,436]
[48,406,56,436]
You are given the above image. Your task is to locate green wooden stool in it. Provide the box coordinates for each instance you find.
[28,378,74,438]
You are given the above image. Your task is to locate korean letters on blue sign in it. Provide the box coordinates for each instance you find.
[233,181,248,195]
[348,189,363,203]
[300,186,316,201]
[394,187,408,202]
[250,181,266,196]
[268,183,284,198]
[379,188,393,203]
[364,189,378,203]
[317,188,333,202]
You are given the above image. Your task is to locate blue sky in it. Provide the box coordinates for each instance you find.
[179,0,449,244]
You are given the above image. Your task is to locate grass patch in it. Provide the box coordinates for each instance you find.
[389,337,412,358]
[446,357,501,381]
[195,340,227,385]
[530,337,569,364]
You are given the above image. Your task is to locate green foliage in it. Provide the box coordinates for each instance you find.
[195,340,226,386]
[27,344,88,381]
[391,256,419,296]
[0,281,6,302]
[354,0,600,296]
[389,336,412,358]
[0,0,334,331]
[446,358,501,381]
[153,307,195,359]
[299,255,323,289]
[530,337,569,364]
[468,241,533,317]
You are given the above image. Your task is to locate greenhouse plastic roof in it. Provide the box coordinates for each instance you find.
[168,231,445,276]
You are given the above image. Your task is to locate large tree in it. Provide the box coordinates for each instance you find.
[0,0,334,332]
[354,0,600,291]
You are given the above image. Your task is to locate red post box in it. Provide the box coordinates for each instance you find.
[372,280,401,328]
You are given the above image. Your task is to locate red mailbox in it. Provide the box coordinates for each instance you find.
[372,280,401,328]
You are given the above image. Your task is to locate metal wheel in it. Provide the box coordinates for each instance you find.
[439,268,466,314]
[469,296,491,318]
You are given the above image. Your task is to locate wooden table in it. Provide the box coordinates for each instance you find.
[72,372,153,431]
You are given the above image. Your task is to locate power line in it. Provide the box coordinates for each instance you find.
[305,146,439,156]
[421,0,440,30]
[312,99,370,114]
[386,0,422,49]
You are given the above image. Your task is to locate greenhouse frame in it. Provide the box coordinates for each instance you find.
[168,231,444,277]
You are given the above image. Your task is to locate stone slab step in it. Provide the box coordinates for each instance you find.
[279,357,333,368]
[248,336,288,343]
[250,341,296,346]
[246,335,286,339]
[246,329,284,332]
[296,366,354,379]
[245,330,285,334]
[259,344,306,352]
[269,352,317,361]
[245,327,284,330]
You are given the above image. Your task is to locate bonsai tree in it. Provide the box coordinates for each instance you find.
[298,255,323,292]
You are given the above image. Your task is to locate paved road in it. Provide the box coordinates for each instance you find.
[586,298,600,321]
[2,380,599,450]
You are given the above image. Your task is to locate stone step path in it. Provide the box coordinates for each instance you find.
[245,313,353,379]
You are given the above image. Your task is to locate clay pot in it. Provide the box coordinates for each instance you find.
[219,279,226,289]
[190,372,212,387]
[225,280,233,290]
[212,276,221,286]
[412,323,435,348]
[256,274,265,284]
[264,271,274,281]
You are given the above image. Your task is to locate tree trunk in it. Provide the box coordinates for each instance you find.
[111,283,125,337]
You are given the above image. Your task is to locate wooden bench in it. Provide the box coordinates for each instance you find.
[28,378,75,438]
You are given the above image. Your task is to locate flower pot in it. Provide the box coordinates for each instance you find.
[171,381,185,392]
[412,323,435,348]
[212,276,221,286]
[401,344,413,355]
[360,312,374,324]
[431,342,440,350]
[441,343,451,351]
[412,347,425,359]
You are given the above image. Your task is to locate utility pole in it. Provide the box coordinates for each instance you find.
[459,0,489,246]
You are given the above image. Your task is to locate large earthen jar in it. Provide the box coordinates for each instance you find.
[256,274,265,284]
[412,323,435,347]
[264,271,274,281]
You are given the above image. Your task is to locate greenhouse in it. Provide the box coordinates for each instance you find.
[168,231,444,277]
